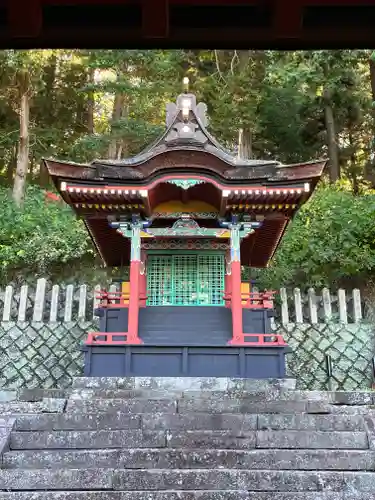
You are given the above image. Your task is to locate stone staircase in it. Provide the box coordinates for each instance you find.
[1,377,375,499]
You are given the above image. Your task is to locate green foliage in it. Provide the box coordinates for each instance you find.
[258,185,375,290]
[0,49,374,286]
[0,186,95,282]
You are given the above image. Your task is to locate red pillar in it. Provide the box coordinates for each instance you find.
[127,260,142,343]
[127,224,142,344]
[228,260,244,344]
[227,223,244,345]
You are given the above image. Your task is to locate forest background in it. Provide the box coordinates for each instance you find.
[1,49,375,293]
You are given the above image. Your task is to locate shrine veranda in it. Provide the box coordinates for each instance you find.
[45,85,326,378]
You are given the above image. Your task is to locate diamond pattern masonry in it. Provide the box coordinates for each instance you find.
[280,322,375,391]
[0,322,91,389]
[0,321,374,390]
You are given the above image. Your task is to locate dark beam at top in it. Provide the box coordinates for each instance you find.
[142,0,169,38]
[7,0,42,38]
[0,0,374,48]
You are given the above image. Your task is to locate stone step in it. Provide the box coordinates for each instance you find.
[9,429,368,451]
[166,430,368,450]
[0,468,374,492]
[65,399,176,414]
[14,412,143,431]
[257,413,366,431]
[66,397,330,414]
[0,493,366,500]
[71,377,297,391]
[0,399,66,416]
[13,412,366,432]
[0,492,311,500]
[0,493,367,500]
[67,389,375,407]
[3,448,375,470]
[10,430,166,449]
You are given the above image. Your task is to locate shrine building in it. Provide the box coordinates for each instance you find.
[45,82,326,379]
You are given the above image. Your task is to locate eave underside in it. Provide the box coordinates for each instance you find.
[86,216,288,268]
[45,152,325,268]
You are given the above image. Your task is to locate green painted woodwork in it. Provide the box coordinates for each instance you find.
[117,219,255,240]
[147,253,225,307]
[167,179,204,190]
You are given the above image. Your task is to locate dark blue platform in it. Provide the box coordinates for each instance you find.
[86,305,289,378]
[82,343,290,378]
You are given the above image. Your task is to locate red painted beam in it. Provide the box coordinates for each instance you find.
[272,0,303,37]
[31,0,375,4]
[7,0,43,37]
[142,0,169,38]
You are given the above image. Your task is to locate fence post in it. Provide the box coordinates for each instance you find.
[18,284,28,322]
[2,285,13,322]
[64,285,74,322]
[93,284,101,319]
[308,288,318,324]
[322,288,332,323]
[78,284,87,320]
[279,287,289,325]
[338,288,348,324]
[50,284,60,323]
[33,278,46,322]
[293,288,303,323]
[352,289,362,323]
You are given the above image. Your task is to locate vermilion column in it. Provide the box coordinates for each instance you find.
[127,223,142,344]
[228,223,244,345]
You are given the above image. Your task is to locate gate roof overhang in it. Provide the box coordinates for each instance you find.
[45,89,326,268]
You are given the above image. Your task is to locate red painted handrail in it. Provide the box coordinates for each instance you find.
[86,332,286,346]
[224,290,276,309]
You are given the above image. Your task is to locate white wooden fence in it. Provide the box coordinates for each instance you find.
[0,279,366,324]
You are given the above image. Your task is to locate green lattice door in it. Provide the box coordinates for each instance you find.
[147,253,224,306]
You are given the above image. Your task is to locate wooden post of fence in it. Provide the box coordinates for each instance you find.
[2,285,13,322]
[338,288,348,324]
[279,287,289,325]
[78,284,87,320]
[33,278,46,322]
[308,288,318,324]
[93,284,101,319]
[50,284,59,322]
[18,284,28,322]
[322,287,332,323]
[352,289,362,323]
[109,283,118,304]
[64,285,74,322]
[293,288,303,323]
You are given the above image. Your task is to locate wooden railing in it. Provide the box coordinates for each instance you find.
[0,279,366,324]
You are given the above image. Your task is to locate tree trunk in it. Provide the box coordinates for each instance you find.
[108,92,124,159]
[323,88,340,183]
[238,128,253,159]
[236,51,253,159]
[6,148,17,185]
[87,66,95,134]
[43,54,57,123]
[348,130,359,195]
[13,75,30,207]
[369,55,375,102]
[369,55,375,136]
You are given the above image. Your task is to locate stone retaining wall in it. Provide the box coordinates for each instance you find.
[0,321,374,390]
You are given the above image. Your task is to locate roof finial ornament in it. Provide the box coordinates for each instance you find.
[183,76,189,94]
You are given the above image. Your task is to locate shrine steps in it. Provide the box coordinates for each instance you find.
[1,377,375,499]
